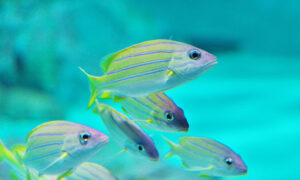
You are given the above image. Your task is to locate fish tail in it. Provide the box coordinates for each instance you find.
[162,136,177,159]
[0,140,4,161]
[0,141,27,179]
[92,100,101,115]
[0,140,12,162]
[79,67,106,108]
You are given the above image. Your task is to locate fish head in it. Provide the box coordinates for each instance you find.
[66,125,109,160]
[152,106,189,132]
[179,137,247,177]
[164,105,189,132]
[213,152,248,177]
[133,137,160,161]
[125,130,159,161]
[147,94,189,132]
[168,44,217,81]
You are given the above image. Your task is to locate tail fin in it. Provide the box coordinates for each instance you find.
[0,141,27,179]
[79,67,105,108]
[92,100,108,116]
[162,136,178,159]
[0,140,4,161]
[12,144,26,164]
[92,100,101,115]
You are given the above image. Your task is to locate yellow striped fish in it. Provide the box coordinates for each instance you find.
[80,39,217,108]
[164,137,247,177]
[23,121,109,176]
[119,92,189,132]
[93,103,159,161]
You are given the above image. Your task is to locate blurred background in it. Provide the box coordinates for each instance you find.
[0,0,299,179]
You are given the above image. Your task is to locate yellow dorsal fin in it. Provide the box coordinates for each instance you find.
[100,92,112,99]
[101,53,119,73]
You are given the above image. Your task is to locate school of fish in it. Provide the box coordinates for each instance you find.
[0,39,248,179]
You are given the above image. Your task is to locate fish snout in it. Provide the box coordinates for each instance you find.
[95,132,109,147]
[148,148,160,161]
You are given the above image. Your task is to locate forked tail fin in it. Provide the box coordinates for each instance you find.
[79,67,106,108]
[0,141,27,179]
[162,136,178,159]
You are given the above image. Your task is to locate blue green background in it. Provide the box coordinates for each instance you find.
[0,0,299,179]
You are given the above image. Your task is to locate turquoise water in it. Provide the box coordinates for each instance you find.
[1,0,300,179]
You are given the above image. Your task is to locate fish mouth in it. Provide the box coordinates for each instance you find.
[96,135,109,148]
[177,125,189,133]
[240,167,248,175]
[181,128,189,133]
[150,156,160,162]
[205,60,218,67]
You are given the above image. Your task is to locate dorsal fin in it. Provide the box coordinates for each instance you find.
[101,53,119,73]
[101,40,159,72]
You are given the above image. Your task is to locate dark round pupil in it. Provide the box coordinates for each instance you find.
[83,134,89,140]
[138,145,143,151]
[189,50,201,60]
[192,52,199,58]
[226,159,233,165]
[166,113,172,120]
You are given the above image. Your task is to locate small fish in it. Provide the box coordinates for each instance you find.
[164,137,247,177]
[80,39,217,108]
[93,103,159,161]
[23,121,109,175]
[117,92,189,132]
[64,162,118,180]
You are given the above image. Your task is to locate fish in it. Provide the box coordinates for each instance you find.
[117,92,189,132]
[23,121,109,176]
[164,136,247,177]
[64,162,118,180]
[80,39,217,108]
[93,103,159,161]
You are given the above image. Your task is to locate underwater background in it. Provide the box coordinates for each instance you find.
[0,0,299,179]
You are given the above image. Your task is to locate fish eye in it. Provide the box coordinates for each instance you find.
[137,145,144,152]
[164,111,174,121]
[225,157,234,166]
[79,132,91,145]
[188,49,202,60]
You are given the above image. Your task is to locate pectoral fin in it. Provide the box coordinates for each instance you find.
[185,165,214,171]
[182,161,190,168]
[113,96,128,102]
[167,70,176,77]
[200,174,212,178]
[100,92,113,99]
[40,152,68,173]
[121,107,129,114]
[57,169,73,180]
